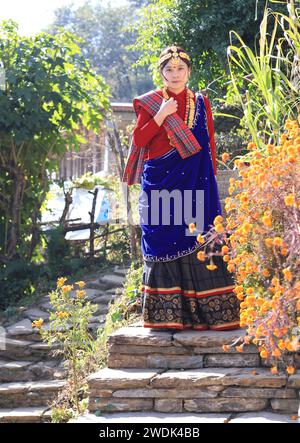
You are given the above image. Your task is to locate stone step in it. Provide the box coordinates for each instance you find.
[99,274,126,290]
[113,265,130,277]
[107,327,261,370]
[87,367,300,415]
[107,327,300,371]
[69,410,299,423]
[0,406,52,423]
[0,337,61,362]
[0,359,66,382]
[0,379,66,409]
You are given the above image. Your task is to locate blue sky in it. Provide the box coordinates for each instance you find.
[0,0,128,36]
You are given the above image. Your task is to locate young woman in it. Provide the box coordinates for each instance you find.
[123,45,240,331]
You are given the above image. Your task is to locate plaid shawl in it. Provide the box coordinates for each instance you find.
[122,89,202,185]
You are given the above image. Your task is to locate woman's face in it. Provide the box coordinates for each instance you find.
[161,58,190,92]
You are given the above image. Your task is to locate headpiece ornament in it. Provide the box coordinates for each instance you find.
[158,45,190,67]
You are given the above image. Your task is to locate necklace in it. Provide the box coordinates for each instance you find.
[162,86,195,148]
[162,86,195,128]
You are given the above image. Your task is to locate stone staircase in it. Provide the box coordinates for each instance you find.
[0,264,130,423]
[86,326,300,419]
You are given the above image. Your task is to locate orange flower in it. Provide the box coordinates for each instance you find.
[270,366,278,375]
[227,264,235,273]
[286,366,295,375]
[282,268,293,282]
[215,223,224,233]
[221,245,229,255]
[189,223,196,233]
[222,152,230,162]
[214,215,224,225]
[262,215,272,227]
[222,345,230,352]
[197,251,206,261]
[264,238,273,247]
[262,269,270,277]
[206,264,218,271]
[260,349,268,359]
[196,234,205,244]
[273,237,283,247]
[247,142,256,150]
[271,349,281,358]
[235,345,244,353]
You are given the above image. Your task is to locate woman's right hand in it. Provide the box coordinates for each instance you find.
[159,97,178,117]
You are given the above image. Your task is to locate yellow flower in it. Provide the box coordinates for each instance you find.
[61,285,73,293]
[32,318,44,329]
[57,277,67,288]
[76,290,86,299]
[75,281,86,288]
[56,311,69,319]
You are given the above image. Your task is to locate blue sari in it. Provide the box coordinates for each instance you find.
[139,92,222,262]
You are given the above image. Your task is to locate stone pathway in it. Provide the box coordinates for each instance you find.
[0,263,130,423]
[84,326,300,421]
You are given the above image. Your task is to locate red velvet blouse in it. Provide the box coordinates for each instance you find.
[132,87,217,175]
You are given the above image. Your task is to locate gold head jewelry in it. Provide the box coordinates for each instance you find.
[158,45,190,67]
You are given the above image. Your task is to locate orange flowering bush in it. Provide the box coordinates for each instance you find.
[191,116,300,374]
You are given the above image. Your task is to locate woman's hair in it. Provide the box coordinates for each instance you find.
[158,45,192,73]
